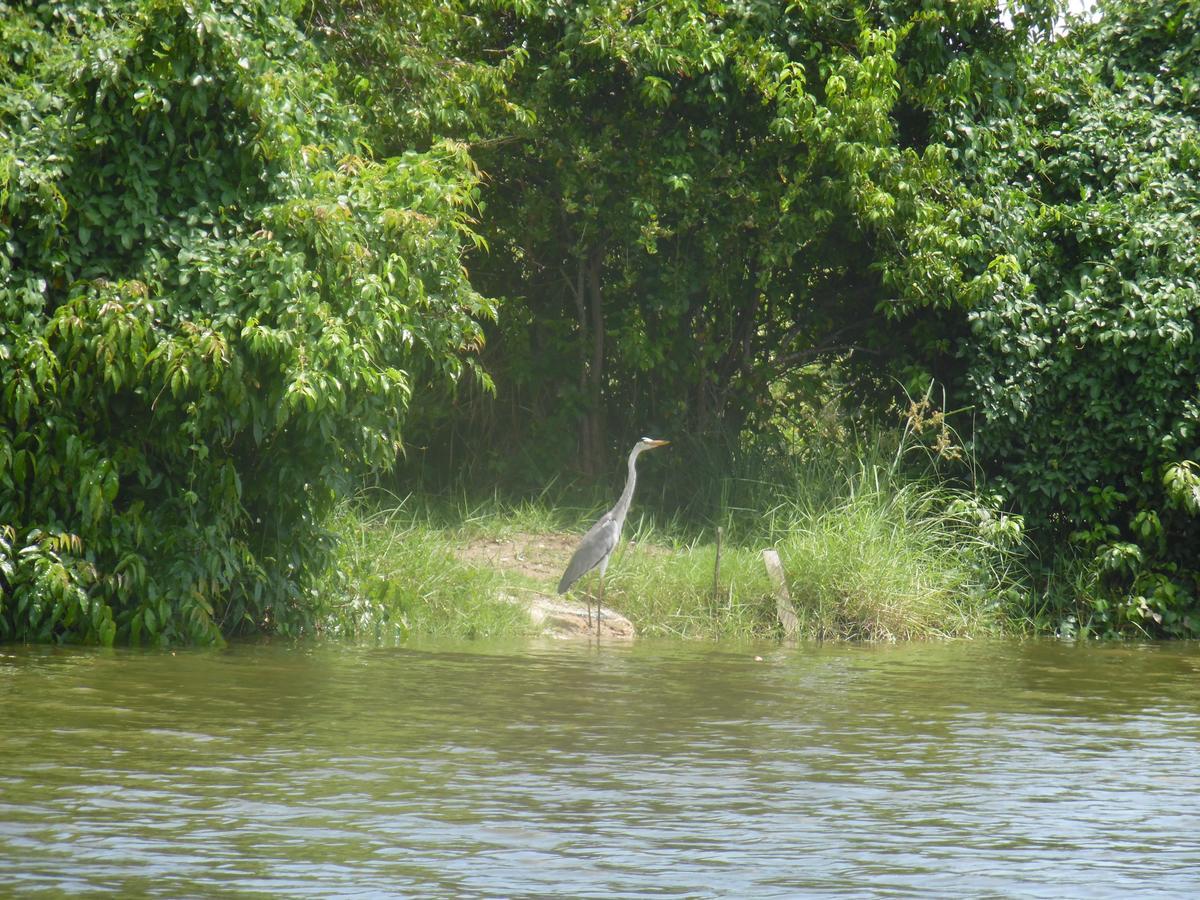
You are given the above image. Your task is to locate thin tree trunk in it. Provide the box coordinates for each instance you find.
[586,244,606,471]
[570,257,594,474]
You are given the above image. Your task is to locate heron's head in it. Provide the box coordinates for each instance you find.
[637,436,670,451]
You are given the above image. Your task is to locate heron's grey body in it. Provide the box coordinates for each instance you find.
[558,437,669,632]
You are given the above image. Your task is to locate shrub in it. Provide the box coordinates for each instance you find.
[0,0,492,644]
[954,0,1200,634]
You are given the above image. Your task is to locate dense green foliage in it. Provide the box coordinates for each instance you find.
[949,0,1200,634]
[0,0,491,643]
[5,0,1199,643]
[319,0,1200,636]
[315,0,1056,481]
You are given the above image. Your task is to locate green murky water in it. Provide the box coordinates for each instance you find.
[3,638,1199,896]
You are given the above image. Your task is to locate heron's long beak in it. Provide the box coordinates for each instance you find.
[648,439,670,448]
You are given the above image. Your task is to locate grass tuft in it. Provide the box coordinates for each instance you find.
[774,467,1007,640]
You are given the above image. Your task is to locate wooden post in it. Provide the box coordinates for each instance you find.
[762,549,799,638]
[712,526,723,598]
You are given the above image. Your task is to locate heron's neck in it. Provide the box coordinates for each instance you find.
[613,445,642,525]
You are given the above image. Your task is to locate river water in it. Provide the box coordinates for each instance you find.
[2,638,1199,897]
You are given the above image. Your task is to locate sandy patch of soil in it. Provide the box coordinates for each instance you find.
[455,531,580,582]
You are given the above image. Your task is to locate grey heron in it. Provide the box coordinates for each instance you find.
[558,436,670,633]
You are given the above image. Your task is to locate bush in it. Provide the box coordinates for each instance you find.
[0,0,492,644]
[954,0,1200,634]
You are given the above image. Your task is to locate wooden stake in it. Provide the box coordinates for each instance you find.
[713,526,723,598]
[762,549,799,638]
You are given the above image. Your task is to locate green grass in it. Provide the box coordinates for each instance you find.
[578,461,1021,641]
[317,435,1031,642]
[772,469,1010,640]
[315,499,531,641]
[600,531,774,639]
[453,493,577,540]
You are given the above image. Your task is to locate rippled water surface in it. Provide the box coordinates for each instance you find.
[3,638,1200,896]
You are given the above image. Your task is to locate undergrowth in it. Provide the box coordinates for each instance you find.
[321,410,1031,642]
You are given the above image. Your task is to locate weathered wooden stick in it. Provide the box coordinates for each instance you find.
[762,549,799,638]
[713,526,723,598]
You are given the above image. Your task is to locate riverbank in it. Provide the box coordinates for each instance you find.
[317,467,1027,643]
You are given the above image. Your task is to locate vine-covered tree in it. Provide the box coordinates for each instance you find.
[949,0,1200,634]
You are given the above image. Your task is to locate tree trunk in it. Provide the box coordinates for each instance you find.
[569,257,594,475]
[585,244,606,473]
[567,244,606,476]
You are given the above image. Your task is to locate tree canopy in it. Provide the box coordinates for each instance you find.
[327,0,1050,478]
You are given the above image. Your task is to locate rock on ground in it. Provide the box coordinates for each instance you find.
[527,594,635,639]
[461,533,636,638]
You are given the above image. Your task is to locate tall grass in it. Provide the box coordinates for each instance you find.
[316,499,530,641]
[602,530,774,640]
[773,467,1012,640]
[583,456,1023,641]
[321,415,1030,642]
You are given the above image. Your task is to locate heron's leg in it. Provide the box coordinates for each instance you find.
[597,573,604,635]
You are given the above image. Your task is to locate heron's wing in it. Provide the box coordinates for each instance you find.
[557,513,619,593]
